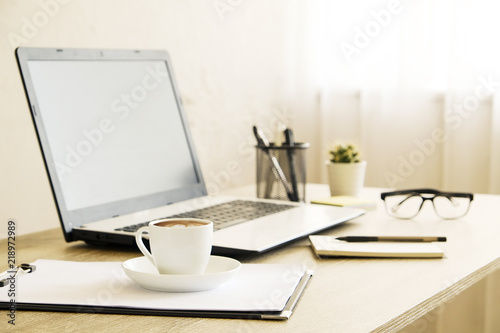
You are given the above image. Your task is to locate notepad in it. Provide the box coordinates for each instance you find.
[310,196,377,209]
[0,259,312,320]
[309,236,444,258]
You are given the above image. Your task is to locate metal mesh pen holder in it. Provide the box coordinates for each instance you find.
[256,143,309,202]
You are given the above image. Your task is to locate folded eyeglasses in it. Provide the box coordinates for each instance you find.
[381,189,474,219]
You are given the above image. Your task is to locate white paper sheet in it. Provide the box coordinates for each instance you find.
[1,260,307,312]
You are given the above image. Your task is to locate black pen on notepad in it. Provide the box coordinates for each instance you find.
[336,236,447,242]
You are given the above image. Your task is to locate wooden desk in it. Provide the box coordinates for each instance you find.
[2,185,500,332]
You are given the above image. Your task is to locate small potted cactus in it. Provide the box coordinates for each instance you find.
[326,143,367,197]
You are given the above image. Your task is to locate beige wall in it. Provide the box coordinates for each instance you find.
[0,0,320,238]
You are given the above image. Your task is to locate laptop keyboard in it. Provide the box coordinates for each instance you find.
[115,200,296,232]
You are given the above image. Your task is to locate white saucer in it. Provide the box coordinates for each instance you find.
[122,255,241,292]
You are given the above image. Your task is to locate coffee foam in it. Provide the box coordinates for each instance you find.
[155,220,208,228]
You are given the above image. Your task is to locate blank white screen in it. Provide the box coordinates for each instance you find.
[28,60,198,211]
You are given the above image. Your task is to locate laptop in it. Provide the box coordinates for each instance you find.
[15,47,364,255]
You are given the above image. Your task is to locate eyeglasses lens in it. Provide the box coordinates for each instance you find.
[384,194,423,219]
[433,195,471,219]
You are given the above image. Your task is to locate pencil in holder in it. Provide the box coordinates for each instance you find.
[256,142,309,202]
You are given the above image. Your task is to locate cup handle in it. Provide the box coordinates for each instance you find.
[135,226,154,265]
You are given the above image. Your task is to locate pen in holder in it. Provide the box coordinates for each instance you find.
[256,142,309,202]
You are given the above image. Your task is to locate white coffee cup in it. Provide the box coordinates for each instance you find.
[135,218,213,275]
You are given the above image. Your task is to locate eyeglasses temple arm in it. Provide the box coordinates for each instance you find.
[390,194,419,212]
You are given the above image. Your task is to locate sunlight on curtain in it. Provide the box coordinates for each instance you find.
[303,0,500,194]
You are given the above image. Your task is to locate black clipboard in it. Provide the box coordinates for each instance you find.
[0,260,312,320]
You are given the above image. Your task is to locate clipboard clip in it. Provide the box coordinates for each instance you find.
[0,263,36,287]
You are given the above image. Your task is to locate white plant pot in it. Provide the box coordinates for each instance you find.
[326,161,367,197]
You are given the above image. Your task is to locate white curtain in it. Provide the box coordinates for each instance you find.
[295,0,500,194]
[286,2,500,332]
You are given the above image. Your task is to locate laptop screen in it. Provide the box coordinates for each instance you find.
[16,48,207,235]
